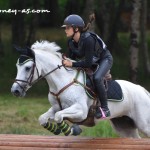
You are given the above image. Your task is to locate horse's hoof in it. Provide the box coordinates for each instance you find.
[54,128,61,135]
[71,124,82,136]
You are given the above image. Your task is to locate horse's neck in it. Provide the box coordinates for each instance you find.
[46,67,78,93]
[36,52,77,92]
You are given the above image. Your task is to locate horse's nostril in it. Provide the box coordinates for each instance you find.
[13,90,20,96]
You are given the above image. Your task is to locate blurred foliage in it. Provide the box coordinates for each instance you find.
[0,0,139,29]
[0,0,150,93]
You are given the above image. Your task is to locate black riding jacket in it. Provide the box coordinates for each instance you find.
[68,31,112,68]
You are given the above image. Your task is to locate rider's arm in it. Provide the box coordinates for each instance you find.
[72,36,94,68]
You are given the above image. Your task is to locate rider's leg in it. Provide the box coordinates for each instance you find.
[94,78,110,118]
[93,59,112,118]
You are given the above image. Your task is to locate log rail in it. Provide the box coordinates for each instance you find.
[0,134,149,150]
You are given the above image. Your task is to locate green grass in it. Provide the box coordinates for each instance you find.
[0,95,117,137]
[81,121,118,137]
[0,95,50,135]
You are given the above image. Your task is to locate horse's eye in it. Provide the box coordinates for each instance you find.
[25,67,31,71]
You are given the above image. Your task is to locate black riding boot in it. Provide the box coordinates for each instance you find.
[94,82,110,119]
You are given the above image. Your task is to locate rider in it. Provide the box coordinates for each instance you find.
[61,14,113,119]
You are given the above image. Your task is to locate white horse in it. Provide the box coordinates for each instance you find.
[11,41,150,138]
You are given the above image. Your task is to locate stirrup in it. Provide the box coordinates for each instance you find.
[99,107,106,118]
[95,107,110,119]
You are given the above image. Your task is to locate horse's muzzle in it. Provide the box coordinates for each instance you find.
[11,84,26,97]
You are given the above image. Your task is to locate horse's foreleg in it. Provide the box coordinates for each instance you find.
[54,103,88,136]
[54,103,87,123]
[57,120,82,136]
[38,107,61,135]
[39,107,55,125]
[43,120,61,135]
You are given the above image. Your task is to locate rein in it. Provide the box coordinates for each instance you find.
[31,64,64,86]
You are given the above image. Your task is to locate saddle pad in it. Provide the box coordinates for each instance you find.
[83,71,123,102]
[107,80,123,102]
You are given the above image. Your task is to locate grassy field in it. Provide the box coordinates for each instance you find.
[0,95,118,137]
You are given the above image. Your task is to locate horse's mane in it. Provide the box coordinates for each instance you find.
[31,40,62,58]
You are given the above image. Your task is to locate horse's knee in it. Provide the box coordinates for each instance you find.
[54,112,63,123]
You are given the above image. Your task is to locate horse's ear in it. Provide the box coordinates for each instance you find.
[13,45,25,53]
[26,47,35,60]
[14,45,35,61]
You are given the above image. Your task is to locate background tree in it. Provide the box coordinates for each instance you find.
[106,0,125,53]
[0,0,150,93]
[140,0,150,76]
[0,27,4,56]
[38,0,60,27]
[82,0,96,32]
[129,0,141,83]
[95,0,111,41]
[95,0,124,53]
[10,0,26,46]
[64,0,84,18]
[26,0,40,46]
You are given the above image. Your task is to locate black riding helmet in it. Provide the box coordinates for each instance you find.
[61,14,85,29]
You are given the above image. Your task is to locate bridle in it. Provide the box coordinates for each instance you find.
[14,59,64,93]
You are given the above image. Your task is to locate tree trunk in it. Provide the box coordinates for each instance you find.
[82,0,95,32]
[0,27,4,56]
[11,0,26,46]
[129,0,141,83]
[95,0,125,53]
[65,0,80,16]
[95,0,111,41]
[107,0,125,52]
[140,0,150,75]
[26,0,39,46]
[46,0,60,27]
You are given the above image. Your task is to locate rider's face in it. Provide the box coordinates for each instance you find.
[65,26,74,37]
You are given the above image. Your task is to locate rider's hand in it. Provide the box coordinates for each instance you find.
[62,59,72,67]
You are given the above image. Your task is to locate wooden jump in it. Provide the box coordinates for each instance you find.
[0,134,149,150]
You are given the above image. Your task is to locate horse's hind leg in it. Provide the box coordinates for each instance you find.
[110,116,141,138]
[134,116,150,137]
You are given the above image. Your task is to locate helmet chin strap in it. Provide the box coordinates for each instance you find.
[71,27,78,39]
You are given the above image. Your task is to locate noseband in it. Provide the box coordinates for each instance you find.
[14,62,39,92]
